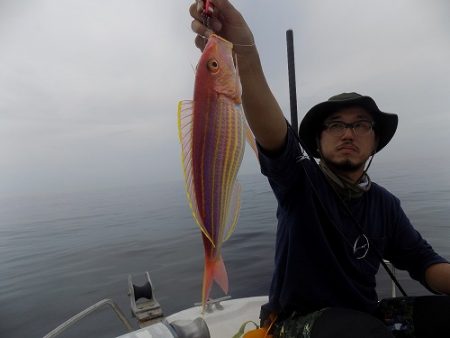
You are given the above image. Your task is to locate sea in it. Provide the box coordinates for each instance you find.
[1,163,449,338]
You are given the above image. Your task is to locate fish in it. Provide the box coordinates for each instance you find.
[177,34,256,310]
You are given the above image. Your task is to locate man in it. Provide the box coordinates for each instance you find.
[189,1,450,337]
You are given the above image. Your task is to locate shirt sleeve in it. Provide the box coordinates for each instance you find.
[257,124,306,192]
[385,197,448,292]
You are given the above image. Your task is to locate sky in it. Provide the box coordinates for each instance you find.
[1,0,449,196]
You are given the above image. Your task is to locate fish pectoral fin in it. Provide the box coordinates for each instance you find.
[245,123,259,160]
[239,108,259,161]
[223,181,241,242]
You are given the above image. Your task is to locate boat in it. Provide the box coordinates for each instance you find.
[43,259,399,338]
[43,271,267,338]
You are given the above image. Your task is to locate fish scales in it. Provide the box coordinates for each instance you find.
[194,95,244,243]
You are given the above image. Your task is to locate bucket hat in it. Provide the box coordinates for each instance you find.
[299,92,398,158]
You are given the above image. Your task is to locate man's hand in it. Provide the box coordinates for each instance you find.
[426,263,450,295]
[189,0,255,55]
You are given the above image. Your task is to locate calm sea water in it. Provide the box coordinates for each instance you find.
[1,164,449,338]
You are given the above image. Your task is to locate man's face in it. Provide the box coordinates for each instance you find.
[319,106,377,173]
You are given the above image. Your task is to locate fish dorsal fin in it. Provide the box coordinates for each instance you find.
[177,100,215,245]
[223,180,241,242]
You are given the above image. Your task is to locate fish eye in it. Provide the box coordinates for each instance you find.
[207,59,219,73]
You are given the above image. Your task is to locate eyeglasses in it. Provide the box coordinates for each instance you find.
[323,120,374,137]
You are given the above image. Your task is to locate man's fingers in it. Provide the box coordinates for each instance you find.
[191,19,213,38]
[196,0,204,13]
[189,2,203,21]
[207,17,222,32]
[195,35,207,51]
[209,0,231,12]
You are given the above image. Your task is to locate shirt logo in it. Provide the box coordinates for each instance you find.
[296,142,310,162]
[353,234,370,259]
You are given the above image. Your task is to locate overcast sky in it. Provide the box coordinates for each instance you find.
[1,0,449,196]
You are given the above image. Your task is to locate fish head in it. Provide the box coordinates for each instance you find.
[196,34,242,103]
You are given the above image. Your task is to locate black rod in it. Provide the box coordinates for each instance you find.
[286,29,299,137]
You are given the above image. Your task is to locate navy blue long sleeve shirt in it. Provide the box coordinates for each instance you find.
[259,127,447,316]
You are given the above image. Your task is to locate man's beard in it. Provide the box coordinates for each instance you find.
[327,158,365,173]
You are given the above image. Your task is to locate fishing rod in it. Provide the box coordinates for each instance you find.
[284,29,408,297]
[286,30,299,138]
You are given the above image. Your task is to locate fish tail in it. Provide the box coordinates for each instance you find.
[201,255,229,311]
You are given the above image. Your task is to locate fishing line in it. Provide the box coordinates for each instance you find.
[285,30,408,297]
[232,41,256,47]
[199,33,255,48]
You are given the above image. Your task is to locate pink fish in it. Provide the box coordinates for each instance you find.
[178,34,256,310]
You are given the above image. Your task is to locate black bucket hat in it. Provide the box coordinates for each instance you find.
[299,92,398,158]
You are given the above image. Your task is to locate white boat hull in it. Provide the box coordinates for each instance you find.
[116,296,268,338]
